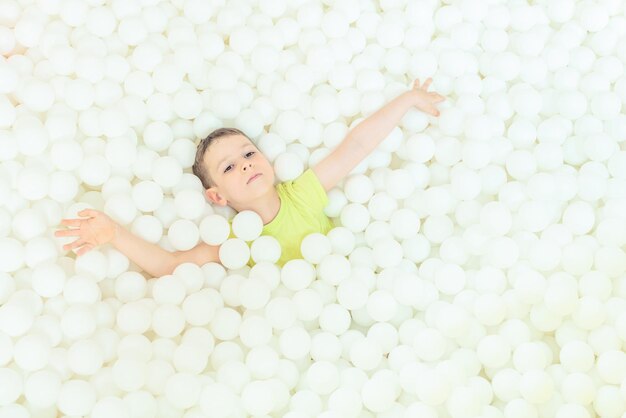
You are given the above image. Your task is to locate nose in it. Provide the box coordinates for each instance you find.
[241,160,252,171]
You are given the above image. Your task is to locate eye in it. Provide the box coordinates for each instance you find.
[223,152,255,173]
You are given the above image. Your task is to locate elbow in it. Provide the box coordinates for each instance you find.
[153,252,179,278]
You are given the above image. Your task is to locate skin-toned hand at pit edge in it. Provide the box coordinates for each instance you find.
[54,209,190,278]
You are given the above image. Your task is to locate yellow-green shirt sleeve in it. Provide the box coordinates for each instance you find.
[283,167,329,216]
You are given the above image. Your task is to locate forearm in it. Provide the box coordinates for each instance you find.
[111,224,177,278]
[347,91,416,153]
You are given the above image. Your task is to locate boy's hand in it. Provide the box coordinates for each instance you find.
[54,209,119,256]
[409,78,445,116]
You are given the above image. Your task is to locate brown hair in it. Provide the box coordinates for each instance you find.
[192,127,253,189]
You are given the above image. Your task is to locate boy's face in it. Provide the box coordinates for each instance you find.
[203,134,275,207]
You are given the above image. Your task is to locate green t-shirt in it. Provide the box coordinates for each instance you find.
[262,168,335,266]
[229,168,335,268]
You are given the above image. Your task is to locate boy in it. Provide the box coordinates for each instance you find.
[55,78,444,277]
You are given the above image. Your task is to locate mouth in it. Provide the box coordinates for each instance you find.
[247,173,262,184]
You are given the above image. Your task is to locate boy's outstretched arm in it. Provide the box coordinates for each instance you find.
[312,78,445,192]
[112,222,221,277]
[55,209,220,278]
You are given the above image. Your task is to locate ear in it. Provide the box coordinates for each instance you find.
[205,187,228,206]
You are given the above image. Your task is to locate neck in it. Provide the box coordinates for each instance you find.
[230,186,281,225]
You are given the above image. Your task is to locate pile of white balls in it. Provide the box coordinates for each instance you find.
[1,0,626,417]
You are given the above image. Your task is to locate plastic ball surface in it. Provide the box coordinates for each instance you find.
[232,210,264,241]
[218,238,251,270]
[200,215,231,246]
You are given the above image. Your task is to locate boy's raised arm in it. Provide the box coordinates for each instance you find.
[170,242,221,273]
[114,229,221,277]
[55,209,221,278]
[312,78,445,192]
[110,222,179,277]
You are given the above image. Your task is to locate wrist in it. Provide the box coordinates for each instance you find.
[403,90,423,107]
[111,223,122,246]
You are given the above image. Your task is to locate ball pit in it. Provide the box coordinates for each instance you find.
[1,0,626,417]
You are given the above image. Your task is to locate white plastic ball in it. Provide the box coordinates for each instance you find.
[350,337,383,371]
[265,297,298,330]
[512,342,549,372]
[480,202,512,236]
[67,339,104,376]
[19,79,55,112]
[174,189,205,220]
[281,259,315,291]
[596,350,626,385]
[0,238,24,273]
[168,219,199,251]
[312,93,340,124]
[152,305,185,338]
[278,326,311,360]
[519,370,554,404]
[301,233,332,265]
[337,278,369,310]
[250,235,282,263]
[64,78,95,110]
[239,278,271,310]
[132,181,164,213]
[31,263,66,298]
[561,373,596,405]
[210,308,241,341]
[13,333,51,372]
[386,169,416,199]
[173,343,209,374]
[57,379,97,416]
[271,81,300,111]
[143,121,173,152]
[0,26,15,56]
[200,215,231,246]
[172,89,202,120]
[232,210,263,241]
[182,291,216,327]
[218,238,250,270]
[367,290,398,322]
[0,367,22,404]
[477,334,511,369]
[24,370,61,408]
[116,303,151,335]
[344,175,374,204]
[371,238,403,269]
[317,254,350,287]
[555,404,591,418]
[274,152,304,182]
[199,383,237,418]
[239,316,272,348]
[306,360,340,395]
[165,373,201,409]
[340,203,370,232]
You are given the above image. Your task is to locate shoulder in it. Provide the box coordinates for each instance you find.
[280,168,324,194]
[278,168,328,212]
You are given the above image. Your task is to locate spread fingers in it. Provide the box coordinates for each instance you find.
[63,238,86,251]
[60,219,83,227]
[76,244,94,256]
[55,228,82,237]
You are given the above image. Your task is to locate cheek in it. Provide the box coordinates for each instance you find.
[259,156,271,168]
